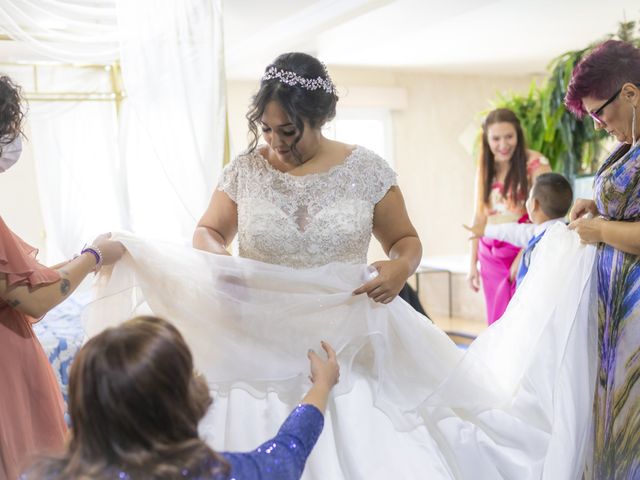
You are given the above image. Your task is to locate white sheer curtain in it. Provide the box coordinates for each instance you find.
[0,0,118,63]
[0,0,227,258]
[117,0,227,240]
[28,67,124,262]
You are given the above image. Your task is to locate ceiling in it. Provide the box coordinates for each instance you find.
[0,0,638,79]
[223,0,640,78]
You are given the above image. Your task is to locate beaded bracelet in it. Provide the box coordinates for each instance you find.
[81,244,103,272]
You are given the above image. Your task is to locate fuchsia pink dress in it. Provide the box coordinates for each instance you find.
[0,217,66,480]
[478,155,550,324]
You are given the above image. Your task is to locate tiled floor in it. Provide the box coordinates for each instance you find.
[412,271,489,341]
[430,314,487,337]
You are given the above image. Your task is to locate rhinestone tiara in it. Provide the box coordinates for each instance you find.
[261,66,337,95]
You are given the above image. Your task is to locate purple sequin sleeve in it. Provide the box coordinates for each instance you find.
[222,404,324,480]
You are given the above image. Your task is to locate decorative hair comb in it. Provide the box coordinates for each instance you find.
[261,66,336,95]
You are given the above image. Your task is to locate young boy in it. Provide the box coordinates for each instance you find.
[465,172,573,287]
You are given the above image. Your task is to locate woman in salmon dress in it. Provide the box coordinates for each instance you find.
[0,75,125,480]
[0,218,68,480]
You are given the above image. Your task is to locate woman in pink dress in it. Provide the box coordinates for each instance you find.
[467,108,551,324]
[0,75,124,480]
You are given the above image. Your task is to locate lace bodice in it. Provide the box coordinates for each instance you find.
[217,146,397,268]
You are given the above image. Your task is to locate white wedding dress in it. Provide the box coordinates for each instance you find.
[85,146,597,479]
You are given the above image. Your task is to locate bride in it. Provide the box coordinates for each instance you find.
[86,53,597,479]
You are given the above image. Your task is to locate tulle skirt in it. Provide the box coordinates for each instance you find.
[85,224,597,479]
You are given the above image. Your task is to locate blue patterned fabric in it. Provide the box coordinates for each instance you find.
[588,143,640,479]
[33,291,88,421]
[515,231,546,287]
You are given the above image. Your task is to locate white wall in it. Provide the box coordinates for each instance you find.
[0,124,47,256]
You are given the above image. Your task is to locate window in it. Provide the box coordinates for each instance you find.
[324,108,394,167]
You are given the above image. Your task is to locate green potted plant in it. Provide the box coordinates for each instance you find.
[488,19,640,179]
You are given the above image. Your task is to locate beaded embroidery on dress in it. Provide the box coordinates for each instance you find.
[218,145,396,268]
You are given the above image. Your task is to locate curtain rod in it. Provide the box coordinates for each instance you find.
[0,61,125,113]
[0,61,113,70]
[24,92,124,102]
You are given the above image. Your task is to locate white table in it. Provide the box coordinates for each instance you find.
[414,254,470,317]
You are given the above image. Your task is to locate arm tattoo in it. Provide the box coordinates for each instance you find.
[60,278,71,296]
[9,299,20,308]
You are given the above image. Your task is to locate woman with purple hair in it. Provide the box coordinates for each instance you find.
[565,39,640,479]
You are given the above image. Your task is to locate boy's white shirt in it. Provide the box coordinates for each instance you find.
[484,218,566,248]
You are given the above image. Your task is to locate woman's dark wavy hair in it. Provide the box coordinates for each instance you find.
[247,52,338,161]
[0,75,25,155]
[480,108,529,206]
[26,316,230,480]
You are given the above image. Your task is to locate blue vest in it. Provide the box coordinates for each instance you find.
[515,231,546,287]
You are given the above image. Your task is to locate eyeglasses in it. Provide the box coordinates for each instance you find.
[588,88,622,126]
[588,83,640,126]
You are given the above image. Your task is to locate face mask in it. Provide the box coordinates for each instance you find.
[0,135,22,172]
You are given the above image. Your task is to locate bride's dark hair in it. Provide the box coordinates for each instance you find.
[246,52,339,161]
[25,316,230,479]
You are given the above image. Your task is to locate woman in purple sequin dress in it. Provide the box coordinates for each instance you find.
[23,316,339,479]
